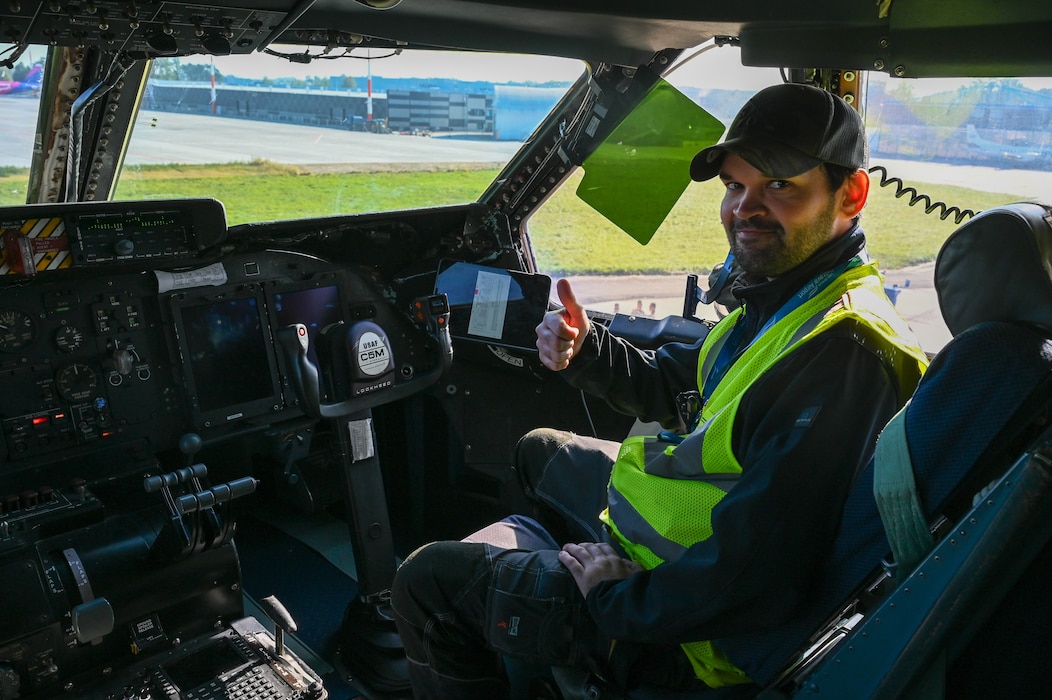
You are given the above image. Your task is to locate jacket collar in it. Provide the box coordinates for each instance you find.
[733,223,867,337]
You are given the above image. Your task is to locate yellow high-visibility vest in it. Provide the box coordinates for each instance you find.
[600,260,928,687]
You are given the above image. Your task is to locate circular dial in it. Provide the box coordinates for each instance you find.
[55,363,99,402]
[0,308,36,353]
[55,325,85,353]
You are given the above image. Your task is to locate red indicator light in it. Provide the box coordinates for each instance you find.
[298,326,306,336]
[32,416,49,426]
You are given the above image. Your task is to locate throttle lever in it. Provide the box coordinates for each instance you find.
[175,476,259,514]
[143,463,208,493]
[144,464,210,547]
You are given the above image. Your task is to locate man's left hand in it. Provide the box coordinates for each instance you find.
[558,542,642,597]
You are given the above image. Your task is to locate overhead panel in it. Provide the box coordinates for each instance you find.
[1,0,288,56]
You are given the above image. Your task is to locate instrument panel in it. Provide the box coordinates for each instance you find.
[0,194,508,700]
[0,197,444,699]
[0,199,446,496]
[0,269,176,467]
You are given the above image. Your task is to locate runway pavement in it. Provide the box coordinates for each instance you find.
[0,98,41,168]
[0,98,520,169]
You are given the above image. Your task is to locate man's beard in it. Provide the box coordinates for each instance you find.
[727,198,838,278]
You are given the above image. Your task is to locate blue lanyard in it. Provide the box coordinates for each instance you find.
[700,254,865,406]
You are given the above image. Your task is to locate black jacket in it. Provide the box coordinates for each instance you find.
[562,226,916,683]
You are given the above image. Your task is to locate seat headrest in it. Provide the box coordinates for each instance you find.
[935,202,1052,337]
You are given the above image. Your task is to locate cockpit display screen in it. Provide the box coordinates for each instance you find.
[171,287,281,429]
[271,283,344,366]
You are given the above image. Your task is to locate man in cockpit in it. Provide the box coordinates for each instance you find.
[391,83,929,698]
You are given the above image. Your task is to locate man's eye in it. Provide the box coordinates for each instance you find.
[724,181,741,190]
[769,180,791,190]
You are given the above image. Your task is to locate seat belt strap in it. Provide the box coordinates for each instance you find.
[873,402,945,700]
[873,402,934,578]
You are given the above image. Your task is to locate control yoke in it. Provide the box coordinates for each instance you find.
[277,294,452,419]
[273,294,451,693]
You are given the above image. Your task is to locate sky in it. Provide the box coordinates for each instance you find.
[207,43,788,91]
[214,47,586,84]
[220,44,1037,97]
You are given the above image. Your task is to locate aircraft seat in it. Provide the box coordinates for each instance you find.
[546,201,1052,700]
[756,200,1052,698]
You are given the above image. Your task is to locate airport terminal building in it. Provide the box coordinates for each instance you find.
[145,81,563,140]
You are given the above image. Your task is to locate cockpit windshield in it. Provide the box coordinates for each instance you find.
[526,43,1052,354]
[114,48,584,224]
[6,40,1052,356]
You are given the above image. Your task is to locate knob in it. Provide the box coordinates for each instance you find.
[178,433,203,462]
[72,598,114,644]
[110,347,134,375]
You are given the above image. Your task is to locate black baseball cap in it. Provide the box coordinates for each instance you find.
[690,83,868,182]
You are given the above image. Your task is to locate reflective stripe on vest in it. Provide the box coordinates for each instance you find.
[598,260,928,687]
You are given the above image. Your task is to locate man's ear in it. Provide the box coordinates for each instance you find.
[839,169,870,218]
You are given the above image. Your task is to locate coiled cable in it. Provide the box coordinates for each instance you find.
[868,164,979,224]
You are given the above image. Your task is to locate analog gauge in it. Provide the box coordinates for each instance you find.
[55,363,99,402]
[0,308,36,353]
[55,325,85,353]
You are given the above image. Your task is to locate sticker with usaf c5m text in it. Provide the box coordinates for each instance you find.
[356,331,391,376]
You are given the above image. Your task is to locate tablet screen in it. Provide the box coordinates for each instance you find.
[435,261,551,352]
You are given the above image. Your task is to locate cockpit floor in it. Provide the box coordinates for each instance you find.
[236,506,365,699]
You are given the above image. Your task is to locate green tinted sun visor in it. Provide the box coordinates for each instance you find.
[577,79,725,245]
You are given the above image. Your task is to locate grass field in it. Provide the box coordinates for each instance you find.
[0,162,1028,274]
